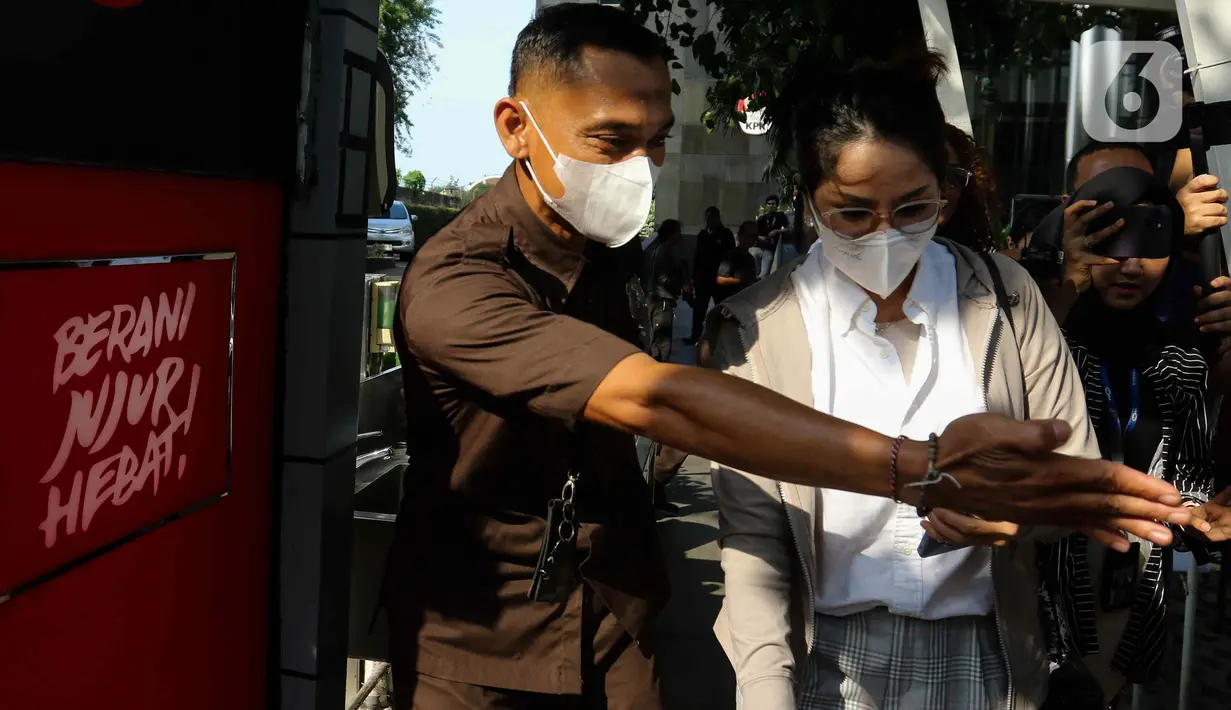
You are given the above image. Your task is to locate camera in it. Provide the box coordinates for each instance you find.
[1018,244,1064,283]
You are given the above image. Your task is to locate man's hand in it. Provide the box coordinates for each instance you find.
[1060,199,1121,293]
[907,414,1207,551]
[1177,174,1229,239]
[1186,487,1231,544]
[922,510,1020,547]
[587,359,1200,552]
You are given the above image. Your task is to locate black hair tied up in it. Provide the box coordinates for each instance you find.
[774,46,951,193]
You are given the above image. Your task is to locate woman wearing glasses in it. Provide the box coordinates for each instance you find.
[706,48,1097,710]
[938,123,1003,253]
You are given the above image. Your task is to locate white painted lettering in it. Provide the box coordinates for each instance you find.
[40,471,83,548]
[40,282,205,548]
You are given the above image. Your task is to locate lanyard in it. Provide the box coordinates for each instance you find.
[1099,366,1139,463]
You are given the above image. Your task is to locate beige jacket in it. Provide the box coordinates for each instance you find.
[704,239,1101,710]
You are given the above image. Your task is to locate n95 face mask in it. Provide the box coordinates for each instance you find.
[808,198,936,298]
[520,101,659,248]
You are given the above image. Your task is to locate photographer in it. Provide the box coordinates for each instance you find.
[1033,163,1221,705]
[1022,142,1231,390]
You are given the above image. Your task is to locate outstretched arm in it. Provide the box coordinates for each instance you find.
[584,353,1196,548]
[402,258,1196,550]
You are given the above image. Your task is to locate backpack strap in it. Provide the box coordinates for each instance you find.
[978,251,1029,419]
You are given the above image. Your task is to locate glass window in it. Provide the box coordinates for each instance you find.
[388,202,409,220]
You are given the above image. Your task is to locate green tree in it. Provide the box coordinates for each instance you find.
[619,0,1166,176]
[401,168,427,195]
[378,0,442,155]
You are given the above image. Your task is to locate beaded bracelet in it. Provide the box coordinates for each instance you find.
[889,435,907,503]
[902,433,961,517]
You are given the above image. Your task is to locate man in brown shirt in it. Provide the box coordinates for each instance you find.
[388,5,1199,709]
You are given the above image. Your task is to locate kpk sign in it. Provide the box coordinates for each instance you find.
[737,93,771,136]
[0,255,233,599]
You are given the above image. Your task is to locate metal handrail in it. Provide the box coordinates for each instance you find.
[344,662,390,710]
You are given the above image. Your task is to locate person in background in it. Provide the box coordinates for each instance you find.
[753,194,791,278]
[616,235,649,347]
[652,221,786,516]
[1060,142,1227,253]
[1009,200,1059,253]
[1037,142,1231,378]
[642,218,689,362]
[937,123,1001,253]
[771,184,805,273]
[652,219,758,508]
[714,220,759,303]
[1033,164,1220,706]
[687,206,735,345]
[709,49,1102,710]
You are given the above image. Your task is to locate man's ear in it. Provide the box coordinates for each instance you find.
[494,98,530,160]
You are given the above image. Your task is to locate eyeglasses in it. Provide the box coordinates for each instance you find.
[946,166,972,190]
[819,199,948,239]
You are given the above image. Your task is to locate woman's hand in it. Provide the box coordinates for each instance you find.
[1060,199,1122,292]
[1186,487,1231,544]
[922,510,1020,547]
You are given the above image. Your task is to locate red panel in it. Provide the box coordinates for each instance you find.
[0,162,280,710]
[0,258,233,593]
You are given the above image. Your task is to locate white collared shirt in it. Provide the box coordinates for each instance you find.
[795,242,994,620]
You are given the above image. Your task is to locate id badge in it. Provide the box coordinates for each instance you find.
[528,497,580,603]
[1100,542,1140,612]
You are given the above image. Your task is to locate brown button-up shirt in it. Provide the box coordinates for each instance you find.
[389,163,669,694]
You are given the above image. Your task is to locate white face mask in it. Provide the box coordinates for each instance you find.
[519,102,659,248]
[807,199,936,298]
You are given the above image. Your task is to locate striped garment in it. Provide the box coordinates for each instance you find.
[798,607,1008,710]
[1038,340,1216,683]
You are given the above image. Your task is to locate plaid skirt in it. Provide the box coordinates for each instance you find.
[798,607,1008,710]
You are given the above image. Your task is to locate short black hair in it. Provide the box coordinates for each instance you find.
[1065,141,1154,193]
[509,3,671,95]
[765,195,780,204]
[738,220,757,235]
[659,219,681,237]
[705,205,720,216]
[790,47,950,192]
[1011,200,1058,246]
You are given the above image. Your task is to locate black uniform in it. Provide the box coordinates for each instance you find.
[690,225,735,340]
